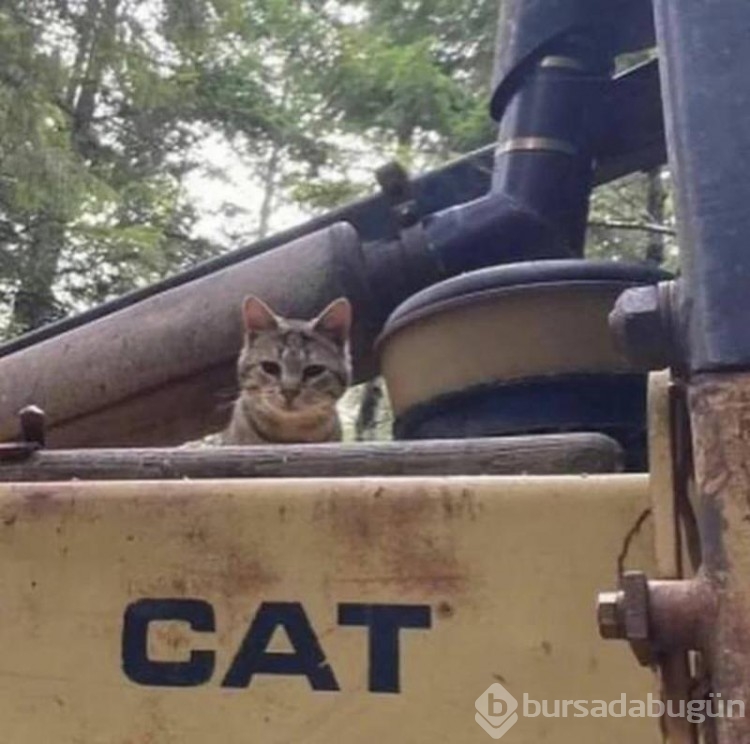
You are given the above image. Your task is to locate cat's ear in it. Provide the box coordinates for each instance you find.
[243,295,279,334]
[312,297,352,348]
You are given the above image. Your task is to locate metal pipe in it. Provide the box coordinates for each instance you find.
[0,224,387,447]
[424,5,618,275]
[492,38,612,257]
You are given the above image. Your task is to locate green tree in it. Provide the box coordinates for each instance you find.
[0,0,337,337]
[0,0,675,347]
[284,0,498,213]
[587,168,677,270]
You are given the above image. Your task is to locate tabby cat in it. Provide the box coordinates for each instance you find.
[218,295,352,445]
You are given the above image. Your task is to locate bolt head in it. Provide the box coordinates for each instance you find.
[375,161,409,198]
[597,591,624,639]
[609,284,672,370]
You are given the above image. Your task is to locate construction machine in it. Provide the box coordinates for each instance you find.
[0,1,746,742]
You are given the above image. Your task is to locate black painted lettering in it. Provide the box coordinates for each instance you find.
[122,598,215,687]
[338,604,432,693]
[222,602,339,690]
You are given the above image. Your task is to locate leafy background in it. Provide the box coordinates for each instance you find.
[0,0,675,438]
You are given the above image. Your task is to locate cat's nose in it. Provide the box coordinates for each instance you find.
[282,389,298,404]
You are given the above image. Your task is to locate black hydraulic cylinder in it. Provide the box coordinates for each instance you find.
[653,0,750,372]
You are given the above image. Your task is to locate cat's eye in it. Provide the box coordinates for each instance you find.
[303,364,326,380]
[260,361,281,376]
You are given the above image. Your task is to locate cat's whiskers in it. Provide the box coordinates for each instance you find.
[216,295,352,445]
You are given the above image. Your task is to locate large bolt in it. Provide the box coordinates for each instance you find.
[375,161,420,228]
[597,572,655,666]
[609,280,680,371]
[597,591,625,639]
[598,574,712,667]
[18,405,45,447]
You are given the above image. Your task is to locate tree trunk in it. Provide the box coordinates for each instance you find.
[10,0,119,333]
[66,0,100,109]
[11,215,65,331]
[72,0,119,156]
[256,75,290,239]
[257,137,282,239]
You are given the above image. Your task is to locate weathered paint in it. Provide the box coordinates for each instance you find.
[689,373,750,743]
[0,475,658,743]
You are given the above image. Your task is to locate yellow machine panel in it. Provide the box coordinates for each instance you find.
[0,475,658,743]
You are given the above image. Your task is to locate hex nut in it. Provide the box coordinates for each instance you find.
[609,284,673,370]
[597,591,625,639]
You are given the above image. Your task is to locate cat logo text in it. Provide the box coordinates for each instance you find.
[121,599,432,693]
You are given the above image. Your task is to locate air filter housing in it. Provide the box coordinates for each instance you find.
[377,260,671,469]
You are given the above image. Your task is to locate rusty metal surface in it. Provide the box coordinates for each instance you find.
[647,579,713,653]
[597,575,713,658]
[688,372,750,743]
[0,475,659,743]
[621,571,652,666]
[599,372,701,744]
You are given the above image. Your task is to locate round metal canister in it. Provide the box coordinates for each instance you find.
[377,260,671,468]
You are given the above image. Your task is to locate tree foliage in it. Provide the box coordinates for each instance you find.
[0,0,339,335]
[0,0,675,344]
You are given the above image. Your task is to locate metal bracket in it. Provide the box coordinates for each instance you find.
[0,405,46,462]
[375,161,443,293]
[375,161,422,230]
[596,372,701,744]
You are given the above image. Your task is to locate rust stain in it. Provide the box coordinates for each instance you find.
[175,514,280,600]
[218,550,278,597]
[22,491,57,518]
[337,574,466,591]
[5,490,81,525]
[126,697,171,744]
[150,622,194,655]
[327,485,470,597]
[436,601,455,619]
[184,526,208,545]
[128,550,277,601]
[126,509,279,641]
[18,585,43,640]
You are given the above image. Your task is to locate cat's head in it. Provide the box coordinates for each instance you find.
[237,296,352,418]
